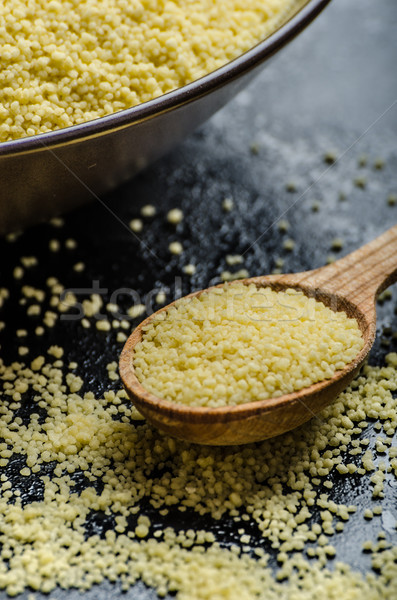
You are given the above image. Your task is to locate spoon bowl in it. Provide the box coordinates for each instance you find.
[120,226,397,445]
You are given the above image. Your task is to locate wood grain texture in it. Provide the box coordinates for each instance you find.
[119,226,397,445]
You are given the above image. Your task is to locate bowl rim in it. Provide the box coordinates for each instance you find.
[0,0,331,157]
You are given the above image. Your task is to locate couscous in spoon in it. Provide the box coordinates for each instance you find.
[120,225,397,445]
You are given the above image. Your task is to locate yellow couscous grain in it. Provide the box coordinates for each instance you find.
[0,351,396,597]
[0,0,302,142]
[134,283,364,407]
[167,208,184,225]
[183,264,196,276]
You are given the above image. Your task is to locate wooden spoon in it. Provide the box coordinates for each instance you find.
[119,226,397,445]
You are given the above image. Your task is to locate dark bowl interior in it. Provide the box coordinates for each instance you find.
[0,0,330,234]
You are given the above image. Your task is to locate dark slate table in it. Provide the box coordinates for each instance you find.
[0,0,396,598]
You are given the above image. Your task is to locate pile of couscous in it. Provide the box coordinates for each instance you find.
[0,350,396,598]
[0,0,303,142]
[133,284,364,407]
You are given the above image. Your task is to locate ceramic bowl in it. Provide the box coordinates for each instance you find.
[0,0,330,234]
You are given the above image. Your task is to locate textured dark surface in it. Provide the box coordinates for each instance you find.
[0,0,397,598]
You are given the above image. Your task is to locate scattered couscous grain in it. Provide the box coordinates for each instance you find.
[117,331,128,343]
[27,304,41,316]
[387,194,397,207]
[107,303,119,314]
[220,269,249,282]
[331,237,344,251]
[49,239,60,252]
[141,205,156,218]
[155,291,167,305]
[129,218,143,233]
[222,198,234,212]
[286,181,297,192]
[275,257,284,268]
[169,241,183,255]
[226,255,244,266]
[374,158,385,170]
[5,231,20,243]
[96,319,111,332]
[324,150,337,164]
[20,256,38,268]
[50,217,64,228]
[354,176,367,189]
[73,262,85,272]
[277,219,290,232]
[65,238,77,250]
[13,266,24,280]
[183,264,196,276]
[127,304,146,319]
[311,201,320,212]
[283,238,295,251]
[167,209,184,225]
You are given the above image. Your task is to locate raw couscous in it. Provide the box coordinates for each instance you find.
[0,0,304,142]
[0,350,396,597]
[134,283,364,407]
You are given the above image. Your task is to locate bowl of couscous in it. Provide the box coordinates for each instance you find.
[0,0,330,233]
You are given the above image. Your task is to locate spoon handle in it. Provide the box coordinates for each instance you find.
[303,225,397,308]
